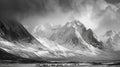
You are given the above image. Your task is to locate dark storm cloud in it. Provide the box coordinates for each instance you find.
[57,0,73,12]
[0,0,117,18]
[0,0,119,17]
[0,0,50,17]
[105,0,120,4]
[1,0,120,36]
[0,0,75,18]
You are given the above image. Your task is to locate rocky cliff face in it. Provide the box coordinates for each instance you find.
[0,18,48,62]
[103,30,120,51]
[48,20,104,50]
[0,18,34,43]
[0,18,117,62]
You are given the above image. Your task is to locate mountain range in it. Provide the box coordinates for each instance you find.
[0,18,120,62]
[102,30,120,51]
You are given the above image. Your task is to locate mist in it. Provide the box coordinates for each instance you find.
[0,0,120,36]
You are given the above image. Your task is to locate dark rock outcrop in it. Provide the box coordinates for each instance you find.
[0,18,34,43]
[49,20,104,50]
[0,18,47,62]
[82,29,104,49]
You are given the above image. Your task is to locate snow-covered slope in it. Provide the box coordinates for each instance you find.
[0,18,119,62]
[103,30,120,51]
[32,20,108,58]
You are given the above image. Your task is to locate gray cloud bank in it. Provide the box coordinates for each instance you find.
[0,0,120,36]
[0,0,119,18]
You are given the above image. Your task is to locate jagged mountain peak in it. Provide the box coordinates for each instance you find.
[0,18,116,61]
[32,19,104,50]
[104,30,116,37]
[65,20,84,28]
[103,30,120,51]
[47,20,104,50]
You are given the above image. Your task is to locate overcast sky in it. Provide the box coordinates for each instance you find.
[105,0,120,4]
[0,0,120,36]
[0,0,119,17]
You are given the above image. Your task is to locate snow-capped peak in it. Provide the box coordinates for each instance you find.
[104,30,116,37]
[65,20,84,28]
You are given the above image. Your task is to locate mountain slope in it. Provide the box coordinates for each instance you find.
[0,18,119,62]
[31,20,120,61]
[32,20,109,58]
[0,17,47,49]
[103,30,120,51]
[48,20,104,50]
[0,18,48,62]
[0,18,34,43]
[0,48,43,63]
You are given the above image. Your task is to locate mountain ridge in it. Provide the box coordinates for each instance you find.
[0,18,118,62]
